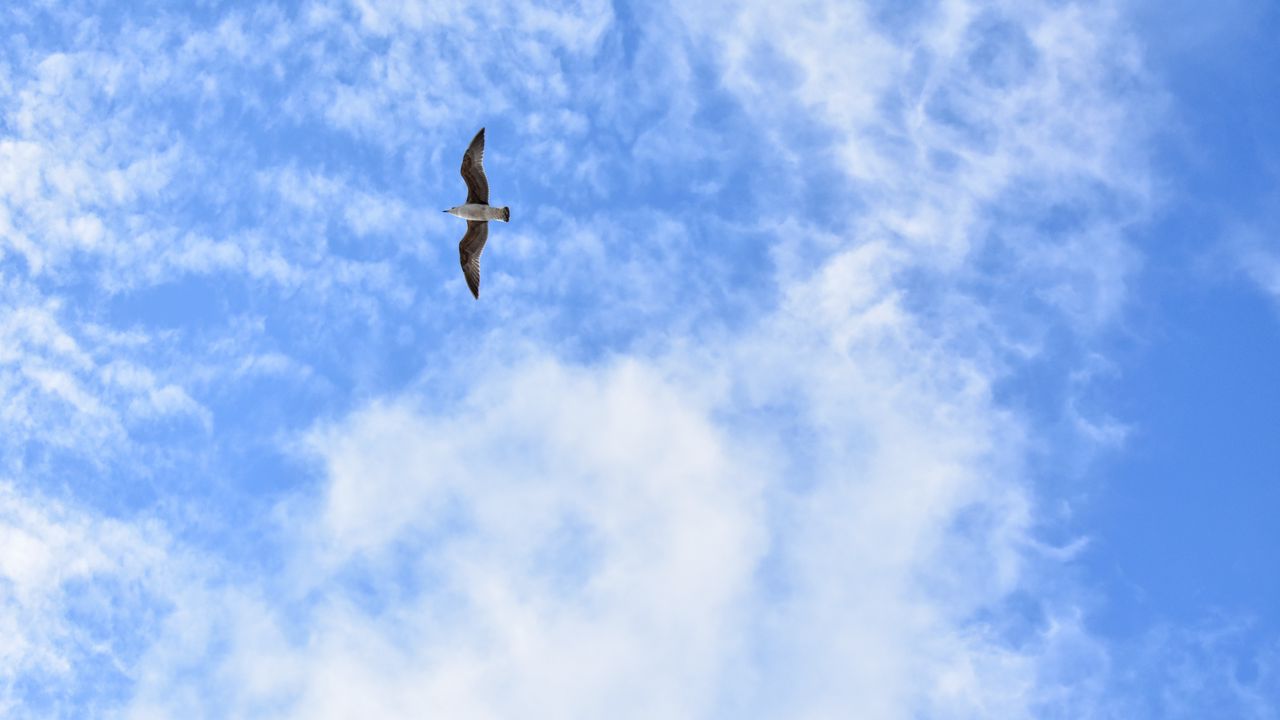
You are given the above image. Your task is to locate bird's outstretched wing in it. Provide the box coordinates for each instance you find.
[458,220,489,299]
[460,128,489,206]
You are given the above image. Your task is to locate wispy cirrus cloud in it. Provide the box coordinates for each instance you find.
[0,482,171,716]
[1227,214,1280,312]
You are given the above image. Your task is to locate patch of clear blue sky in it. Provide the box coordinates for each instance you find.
[1078,0,1280,658]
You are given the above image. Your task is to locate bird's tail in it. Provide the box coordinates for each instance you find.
[503,206,510,223]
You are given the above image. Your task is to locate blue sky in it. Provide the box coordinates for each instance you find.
[0,0,1277,717]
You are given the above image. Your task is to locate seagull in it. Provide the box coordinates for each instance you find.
[444,128,510,299]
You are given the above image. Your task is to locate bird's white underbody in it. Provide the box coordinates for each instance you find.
[446,203,510,222]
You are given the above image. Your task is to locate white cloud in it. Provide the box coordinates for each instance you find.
[0,482,169,715]
[1084,619,1280,719]
[125,357,766,718]
[0,295,212,467]
[678,0,1154,330]
[119,288,1055,718]
[0,11,420,309]
[1231,224,1280,309]
[284,0,611,152]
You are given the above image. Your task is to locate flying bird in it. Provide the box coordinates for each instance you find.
[444,128,510,299]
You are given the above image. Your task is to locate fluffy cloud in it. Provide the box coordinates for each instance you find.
[123,357,762,718]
